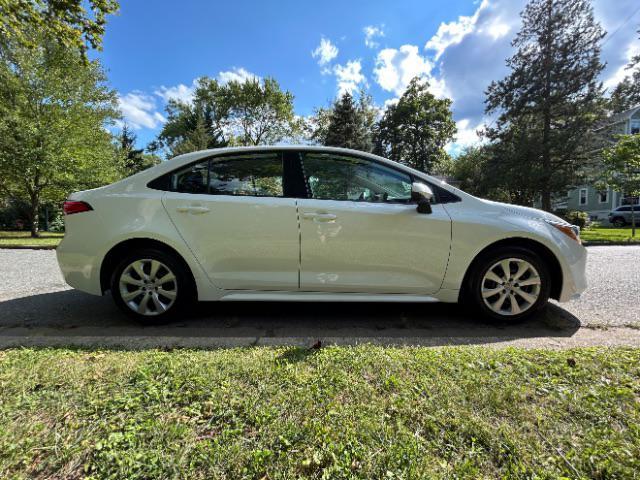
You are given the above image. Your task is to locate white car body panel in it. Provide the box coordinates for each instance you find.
[56,145,587,306]
[298,199,451,294]
[162,192,299,291]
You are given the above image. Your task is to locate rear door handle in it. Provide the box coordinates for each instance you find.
[177,205,210,214]
[303,212,337,222]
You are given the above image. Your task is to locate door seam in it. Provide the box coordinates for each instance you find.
[295,199,302,289]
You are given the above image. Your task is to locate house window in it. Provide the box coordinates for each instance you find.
[579,188,588,206]
[598,190,608,203]
[631,120,640,135]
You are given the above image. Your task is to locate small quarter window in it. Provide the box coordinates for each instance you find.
[171,161,209,194]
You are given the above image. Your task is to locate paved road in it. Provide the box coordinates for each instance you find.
[0,247,638,349]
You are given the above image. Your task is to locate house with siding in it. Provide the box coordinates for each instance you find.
[554,105,640,222]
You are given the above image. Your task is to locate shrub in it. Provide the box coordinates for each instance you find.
[564,210,589,229]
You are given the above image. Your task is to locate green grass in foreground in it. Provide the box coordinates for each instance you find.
[581,226,640,244]
[1,347,639,479]
[0,230,63,248]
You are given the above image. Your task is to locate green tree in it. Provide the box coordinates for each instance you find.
[0,37,119,236]
[223,77,301,146]
[486,0,606,211]
[158,77,230,157]
[451,144,536,204]
[374,78,456,173]
[0,0,119,56]
[158,76,300,156]
[313,91,377,152]
[116,125,160,175]
[609,29,640,114]
[599,134,640,236]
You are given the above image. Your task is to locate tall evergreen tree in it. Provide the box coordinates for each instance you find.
[116,125,160,175]
[314,91,376,152]
[374,77,456,173]
[485,0,606,211]
[609,28,640,113]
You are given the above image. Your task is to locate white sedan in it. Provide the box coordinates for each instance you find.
[56,146,587,322]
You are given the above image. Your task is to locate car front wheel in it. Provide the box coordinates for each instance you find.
[467,247,551,322]
[110,248,189,321]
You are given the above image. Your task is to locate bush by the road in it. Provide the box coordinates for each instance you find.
[1,346,638,479]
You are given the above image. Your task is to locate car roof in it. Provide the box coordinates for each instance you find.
[103,145,471,201]
[138,145,433,183]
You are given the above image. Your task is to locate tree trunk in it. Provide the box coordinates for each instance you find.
[540,0,553,213]
[541,189,552,212]
[632,205,636,238]
[29,193,40,238]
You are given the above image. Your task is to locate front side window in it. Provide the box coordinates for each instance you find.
[209,154,283,197]
[301,153,412,203]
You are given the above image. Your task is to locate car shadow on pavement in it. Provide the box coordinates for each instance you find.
[0,289,582,349]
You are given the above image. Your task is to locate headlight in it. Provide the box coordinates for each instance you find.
[546,220,581,244]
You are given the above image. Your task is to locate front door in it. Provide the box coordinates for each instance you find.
[297,152,451,294]
[162,152,299,291]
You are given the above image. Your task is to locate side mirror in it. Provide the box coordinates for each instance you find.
[411,182,434,214]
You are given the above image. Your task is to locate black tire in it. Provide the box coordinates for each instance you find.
[110,248,192,322]
[612,217,626,227]
[465,247,551,322]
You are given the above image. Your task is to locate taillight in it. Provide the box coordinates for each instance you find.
[63,201,93,215]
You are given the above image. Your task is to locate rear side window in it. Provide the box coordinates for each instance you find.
[152,153,284,196]
[209,154,283,197]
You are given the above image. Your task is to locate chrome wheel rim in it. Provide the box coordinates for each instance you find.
[481,258,541,316]
[118,259,177,316]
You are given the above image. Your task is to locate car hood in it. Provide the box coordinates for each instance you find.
[481,199,568,224]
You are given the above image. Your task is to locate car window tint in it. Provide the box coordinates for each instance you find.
[209,154,283,197]
[171,161,208,194]
[301,153,412,203]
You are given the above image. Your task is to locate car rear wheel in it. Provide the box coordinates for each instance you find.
[612,217,626,227]
[466,247,551,322]
[110,248,190,321]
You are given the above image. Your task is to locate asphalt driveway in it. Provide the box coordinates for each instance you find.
[0,246,638,349]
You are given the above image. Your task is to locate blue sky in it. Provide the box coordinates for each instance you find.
[99,0,640,153]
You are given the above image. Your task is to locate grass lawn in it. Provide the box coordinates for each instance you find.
[0,230,63,248]
[1,347,639,479]
[581,226,640,245]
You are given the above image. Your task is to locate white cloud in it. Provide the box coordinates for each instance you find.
[363,25,385,49]
[217,67,259,84]
[603,41,640,91]
[425,0,488,60]
[374,44,448,98]
[155,81,197,104]
[333,60,367,95]
[312,37,339,66]
[117,92,165,130]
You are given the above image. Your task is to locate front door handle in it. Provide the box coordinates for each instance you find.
[303,212,337,223]
[177,205,210,214]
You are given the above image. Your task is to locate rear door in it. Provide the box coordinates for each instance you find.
[161,152,300,291]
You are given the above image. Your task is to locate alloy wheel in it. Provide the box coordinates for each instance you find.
[118,259,178,316]
[480,257,541,316]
